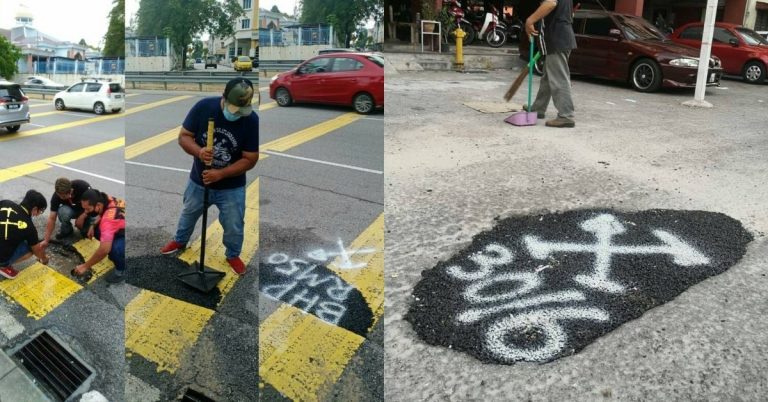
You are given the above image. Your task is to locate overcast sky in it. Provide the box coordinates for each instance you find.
[0,0,113,47]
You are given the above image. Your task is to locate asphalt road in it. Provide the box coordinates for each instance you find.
[257,85,384,401]
[0,98,126,401]
[384,69,768,401]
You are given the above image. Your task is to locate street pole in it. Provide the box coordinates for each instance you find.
[250,4,259,59]
[683,0,718,108]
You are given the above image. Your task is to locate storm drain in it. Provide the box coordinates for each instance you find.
[11,331,93,402]
[181,388,216,402]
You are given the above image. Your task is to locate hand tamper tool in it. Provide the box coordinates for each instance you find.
[177,118,226,292]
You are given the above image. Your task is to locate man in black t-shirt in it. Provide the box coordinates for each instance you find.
[0,190,50,280]
[41,178,91,248]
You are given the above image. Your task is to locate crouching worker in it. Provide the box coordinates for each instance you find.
[0,190,49,279]
[71,189,125,284]
[40,178,91,248]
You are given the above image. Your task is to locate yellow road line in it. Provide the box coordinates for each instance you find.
[125,127,180,160]
[260,112,362,161]
[0,263,82,319]
[0,137,124,183]
[125,289,215,374]
[260,214,384,401]
[260,305,365,402]
[259,102,277,111]
[31,110,65,117]
[0,95,190,143]
[71,238,115,283]
[125,93,140,97]
[28,103,52,108]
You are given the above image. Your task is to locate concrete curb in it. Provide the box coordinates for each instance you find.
[0,349,51,402]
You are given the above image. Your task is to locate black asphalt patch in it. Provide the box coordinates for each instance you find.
[125,255,222,310]
[46,241,85,271]
[406,209,753,364]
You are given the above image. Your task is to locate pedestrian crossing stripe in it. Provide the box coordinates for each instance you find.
[0,263,82,319]
[259,213,384,401]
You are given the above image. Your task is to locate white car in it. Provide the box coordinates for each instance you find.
[54,79,124,114]
[24,76,67,90]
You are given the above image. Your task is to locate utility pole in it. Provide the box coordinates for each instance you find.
[250,3,259,59]
[683,0,718,108]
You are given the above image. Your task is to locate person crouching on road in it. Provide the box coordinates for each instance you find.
[40,178,91,249]
[160,78,259,276]
[71,189,126,284]
[0,190,49,279]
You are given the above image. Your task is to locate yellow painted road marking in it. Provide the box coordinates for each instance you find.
[0,137,124,183]
[125,127,180,160]
[31,110,65,118]
[0,263,82,319]
[260,214,384,401]
[260,305,365,402]
[0,95,190,143]
[72,238,115,283]
[259,102,277,111]
[125,289,215,374]
[28,103,52,108]
[260,112,362,161]
[126,93,140,97]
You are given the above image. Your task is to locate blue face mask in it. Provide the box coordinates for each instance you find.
[223,107,241,122]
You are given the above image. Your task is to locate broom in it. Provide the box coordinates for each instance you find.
[504,48,541,102]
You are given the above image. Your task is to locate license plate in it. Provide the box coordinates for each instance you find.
[114,94,122,98]
[7,104,19,109]
[708,73,716,83]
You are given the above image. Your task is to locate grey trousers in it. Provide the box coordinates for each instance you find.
[531,51,575,119]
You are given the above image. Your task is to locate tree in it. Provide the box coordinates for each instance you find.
[301,0,382,48]
[137,0,244,70]
[103,0,125,57]
[79,39,88,46]
[0,37,22,80]
[271,5,280,13]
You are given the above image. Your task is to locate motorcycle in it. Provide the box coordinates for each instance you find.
[445,0,475,46]
[502,13,523,43]
[477,4,506,47]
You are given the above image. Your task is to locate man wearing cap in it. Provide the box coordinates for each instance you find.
[160,78,259,275]
[40,178,91,248]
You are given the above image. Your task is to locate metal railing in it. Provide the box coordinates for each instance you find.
[259,60,303,71]
[20,87,61,100]
[125,71,257,90]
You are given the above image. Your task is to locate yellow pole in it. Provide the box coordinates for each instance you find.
[206,118,214,167]
[454,27,465,71]
[250,4,259,59]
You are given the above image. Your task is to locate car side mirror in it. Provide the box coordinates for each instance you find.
[729,38,739,47]
[609,28,622,39]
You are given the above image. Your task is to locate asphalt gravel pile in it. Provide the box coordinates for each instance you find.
[406,209,753,364]
[125,255,222,309]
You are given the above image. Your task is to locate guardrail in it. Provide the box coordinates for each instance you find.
[20,87,61,100]
[124,71,257,90]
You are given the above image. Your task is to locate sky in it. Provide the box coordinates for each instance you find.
[0,0,113,47]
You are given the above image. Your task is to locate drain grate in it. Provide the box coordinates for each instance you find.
[181,388,216,402]
[12,331,93,402]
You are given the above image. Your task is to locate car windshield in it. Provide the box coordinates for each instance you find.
[109,83,123,93]
[735,27,768,45]
[366,55,384,67]
[615,15,666,40]
[0,86,23,101]
[238,56,250,61]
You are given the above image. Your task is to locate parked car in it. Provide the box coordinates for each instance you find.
[563,10,723,92]
[195,58,202,63]
[205,56,217,69]
[54,79,125,115]
[318,48,357,55]
[234,56,253,72]
[0,80,30,133]
[270,53,384,114]
[23,76,67,90]
[756,31,768,40]
[670,22,768,83]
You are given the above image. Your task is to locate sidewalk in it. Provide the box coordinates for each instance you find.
[0,349,50,402]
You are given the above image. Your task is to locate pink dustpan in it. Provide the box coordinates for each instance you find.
[504,111,538,126]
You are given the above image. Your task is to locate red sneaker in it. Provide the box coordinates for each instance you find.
[0,266,19,280]
[227,257,246,275]
[160,240,186,255]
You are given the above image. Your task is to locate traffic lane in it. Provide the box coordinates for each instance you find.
[28,147,126,198]
[383,70,768,399]
[258,105,351,143]
[271,117,384,173]
[125,96,200,144]
[4,110,108,134]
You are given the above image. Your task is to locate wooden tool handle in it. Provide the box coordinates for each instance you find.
[206,118,214,167]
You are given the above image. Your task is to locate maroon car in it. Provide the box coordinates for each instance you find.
[269,52,384,114]
[670,22,768,84]
[567,10,723,92]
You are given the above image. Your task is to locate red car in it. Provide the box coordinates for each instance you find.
[269,52,384,114]
[670,22,768,84]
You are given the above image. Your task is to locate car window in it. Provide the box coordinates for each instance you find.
[680,26,703,40]
[331,57,364,72]
[86,83,102,92]
[366,55,384,67]
[615,15,665,40]
[712,27,737,44]
[0,86,23,101]
[299,57,332,74]
[68,83,86,92]
[735,27,768,45]
[238,56,250,62]
[109,83,123,93]
[583,16,616,37]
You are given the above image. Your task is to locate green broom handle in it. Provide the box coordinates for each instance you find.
[528,35,534,110]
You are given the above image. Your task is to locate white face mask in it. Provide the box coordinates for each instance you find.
[223,107,241,121]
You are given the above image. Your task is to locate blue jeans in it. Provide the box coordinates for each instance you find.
[58,205,91,236]
[173,180,245,259]
[94,227,125,274]
[0,241,31,267]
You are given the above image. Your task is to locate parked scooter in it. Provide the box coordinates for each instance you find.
[502,13,523,43]
[445,0,475,46]
[464,3,506,47]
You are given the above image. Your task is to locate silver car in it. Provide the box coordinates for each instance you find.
[0,81,30,133]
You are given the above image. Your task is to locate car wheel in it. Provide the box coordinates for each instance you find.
[631,58,662,92]
[6,125,20,133]
[55,98,65,110]
[93,102,105,115]
[742,61,766,84]
[275,87,292,107]
[353,92,374,114]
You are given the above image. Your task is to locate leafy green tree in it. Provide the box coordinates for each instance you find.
[0,36,22,80]
[103,0,125,57]
[137,0,243,70]
[79,39,88,46]
[271,5,280,13]
[301,0,382,48]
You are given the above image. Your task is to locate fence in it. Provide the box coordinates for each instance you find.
[125,37,171,57]
[17,59,125,75]
[260,26,334,47]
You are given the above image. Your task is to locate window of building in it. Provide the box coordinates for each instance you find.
[756,10,768,31]
[243,0,252,9]
[242,19,250,29]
